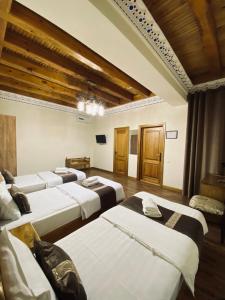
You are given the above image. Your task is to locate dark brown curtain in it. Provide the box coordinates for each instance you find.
[183,87,225,198]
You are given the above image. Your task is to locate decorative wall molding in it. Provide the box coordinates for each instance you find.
[0,90,77,114]
[189,78,225,93]
[0,90,163,117]
[113,0,192,91]
[112,0,225,94]
[105,96,163,115]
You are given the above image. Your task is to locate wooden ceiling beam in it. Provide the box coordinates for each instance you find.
[3,27,134,101]
[8,1,150,97]
[0,0,12,57]
[0,84,75,108]
[0,50,120,106]
[0,74,76,106]
[0,63,78,97]
[188,0,221,76]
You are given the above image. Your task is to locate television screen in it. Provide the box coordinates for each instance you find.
[96,135,106,144]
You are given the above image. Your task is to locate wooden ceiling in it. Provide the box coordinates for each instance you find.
[144,0,225,84]
[0,0,152,109]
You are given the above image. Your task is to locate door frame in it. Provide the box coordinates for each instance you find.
[113,126,129,176]
[137,123,165,186]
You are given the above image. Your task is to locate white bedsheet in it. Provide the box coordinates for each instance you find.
[56,218,182,300]
[13,174,46,193]
[0,188,81,236]
[38,171,62,188]
[101,192,208,294]
[57,176,125,219]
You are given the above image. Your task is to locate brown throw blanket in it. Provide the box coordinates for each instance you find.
[121,196,204,251]
[54,172,77,183]
[85,182,117,212]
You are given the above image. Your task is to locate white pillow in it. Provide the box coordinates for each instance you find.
[0,183,21,220]
[0,172,6,187]
[0,229,56,300]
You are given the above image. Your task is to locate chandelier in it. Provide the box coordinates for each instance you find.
[77,93,105,117]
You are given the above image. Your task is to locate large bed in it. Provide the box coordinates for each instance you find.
[6,168,86,193]
[0,191,207,300]
[54,192,207,299]
[0,176,125,237]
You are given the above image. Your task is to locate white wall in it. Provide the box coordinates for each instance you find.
[0,99,94,175]
[93,102,188,189]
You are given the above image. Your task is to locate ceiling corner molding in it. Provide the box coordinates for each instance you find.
[105,96,163,115]
[0,90,77,113]
[189,77,225,93]
[112,0,225,94]
[113,0,192,91]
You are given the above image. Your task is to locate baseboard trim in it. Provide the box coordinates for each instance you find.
[163,185,182,194]
[91,167,113,174]
[91,167,182,194]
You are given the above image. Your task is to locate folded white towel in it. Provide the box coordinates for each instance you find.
[142,198,162,218]
[82,179,99,187]
[84,176,98,183]
[55,167,69,174]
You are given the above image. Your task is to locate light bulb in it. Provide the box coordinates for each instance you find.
[98,104,105,116]
[86,102,92,115]
[91,102,98,116]
[77,101,85,112]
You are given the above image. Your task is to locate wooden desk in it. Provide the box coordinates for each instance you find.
[200,174,225,203]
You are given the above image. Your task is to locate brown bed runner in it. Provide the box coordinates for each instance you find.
[121,196,204,250]
[85,183,117,212]
[54,172,77,183]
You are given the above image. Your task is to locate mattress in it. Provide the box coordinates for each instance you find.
[56,217,182,300]
[0,187,81,236]
[13,174,46,193]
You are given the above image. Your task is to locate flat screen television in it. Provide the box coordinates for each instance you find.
[96,135,106,144]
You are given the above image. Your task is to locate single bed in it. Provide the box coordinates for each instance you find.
[6,167,86,193]
[1,176,125,237]
[0,187,81,237]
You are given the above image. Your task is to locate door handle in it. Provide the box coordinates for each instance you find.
[157,153,162,161]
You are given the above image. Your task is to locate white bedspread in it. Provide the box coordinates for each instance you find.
[56,217,182,300]
[0,188,81,235]
[38,171,62,188]
[101,192,208,294]
[57,176,125,219]
[13,174,46,193]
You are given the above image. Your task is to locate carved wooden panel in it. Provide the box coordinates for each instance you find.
[0,114,17,175]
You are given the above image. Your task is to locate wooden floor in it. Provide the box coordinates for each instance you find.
[86,168,225,300]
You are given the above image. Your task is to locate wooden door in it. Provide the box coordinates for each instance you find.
[139,125,164,185]
[0,114,17,175]
[114,127,129,175]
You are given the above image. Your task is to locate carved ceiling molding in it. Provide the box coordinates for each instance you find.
[113,0,225,93]
[113,0,192,90]
[189,77,225,93]
[0,90,163,117]
[105,96,163,115]
[0,90,77,114]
